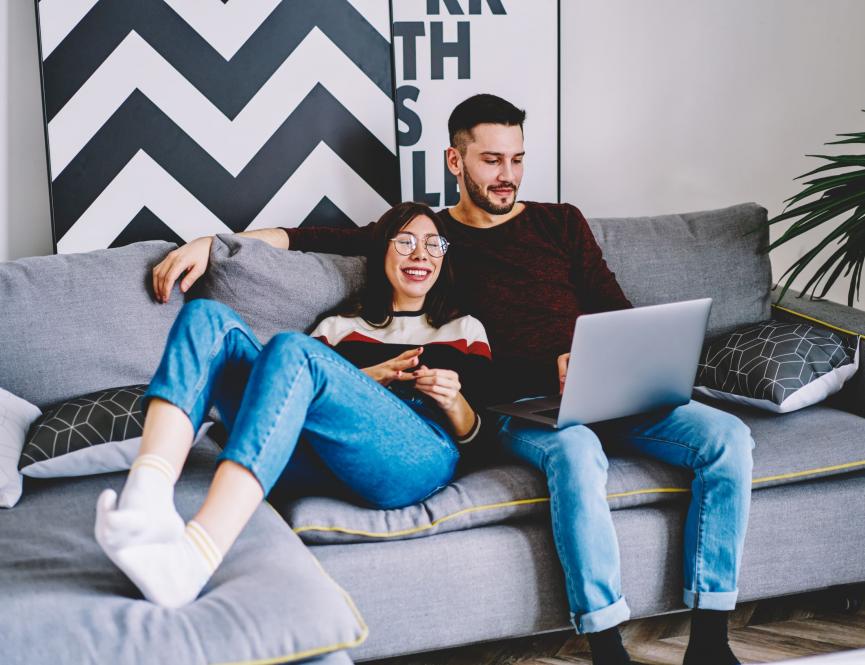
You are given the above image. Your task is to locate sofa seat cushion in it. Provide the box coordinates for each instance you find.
[286,402,865,544]
[0,438,367,665]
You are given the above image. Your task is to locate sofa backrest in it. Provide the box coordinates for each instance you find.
[0,204,771,409]
[0,241,182,409]
[587,202,772,338]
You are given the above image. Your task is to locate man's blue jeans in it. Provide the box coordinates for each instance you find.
[144,299,459,508]
[495,401,754,634]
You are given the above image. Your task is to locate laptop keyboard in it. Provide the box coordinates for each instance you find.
[534,407,560,420]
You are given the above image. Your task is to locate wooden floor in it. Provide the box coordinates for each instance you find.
[369,585,865,665]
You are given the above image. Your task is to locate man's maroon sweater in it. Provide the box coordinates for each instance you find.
[285,202,632,401]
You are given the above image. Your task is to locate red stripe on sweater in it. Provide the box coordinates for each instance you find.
[427,339,492,360]
[340,331,384,345]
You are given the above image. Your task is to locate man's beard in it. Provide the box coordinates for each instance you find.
[462,165,518,215]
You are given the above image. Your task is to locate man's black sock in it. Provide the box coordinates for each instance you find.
[683,609,740,665]
[587,626,632,665]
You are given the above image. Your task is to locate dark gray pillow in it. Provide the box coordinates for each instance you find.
[196,234,366,343]
[694,321,859,413]
[18,385,210,478]
[0,241,182,409]
[588,203,772,337]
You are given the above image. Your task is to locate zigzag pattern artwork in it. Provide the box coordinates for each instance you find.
[36,0,398,253]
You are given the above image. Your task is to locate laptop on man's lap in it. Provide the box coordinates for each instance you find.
[489,298,712,428]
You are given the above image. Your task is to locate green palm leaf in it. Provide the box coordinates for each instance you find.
[767,111,865,306]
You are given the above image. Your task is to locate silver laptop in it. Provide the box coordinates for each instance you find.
[489,298,712,428]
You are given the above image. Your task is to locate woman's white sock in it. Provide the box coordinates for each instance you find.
[97,490,221,608]
[100,454,184,548]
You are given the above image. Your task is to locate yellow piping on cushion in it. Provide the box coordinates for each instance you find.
[290,458,865,540]
[291,488,697,539]
[753,459,865,485]
[771,304,865,339]
[293,497,552,539]
[607,487,689,499]
[211,504,369,665]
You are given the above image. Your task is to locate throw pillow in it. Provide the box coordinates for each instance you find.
[18,385,211,478]
[0,387,42,508]
[196,234,366,343]
[0,240,183,409]
[694,320,859,413]
[588,203,772,338]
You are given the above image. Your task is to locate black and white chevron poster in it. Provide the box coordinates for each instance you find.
[35,1,560,253]
[392,0,560,206]
[36,0,399,253]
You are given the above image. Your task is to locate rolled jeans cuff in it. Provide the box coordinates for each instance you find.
[572,596,631,634]
[683,588,739,610]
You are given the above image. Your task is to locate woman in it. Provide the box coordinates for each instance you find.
[94,202,491,608]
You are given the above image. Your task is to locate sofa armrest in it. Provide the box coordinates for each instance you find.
[772,296,865,417]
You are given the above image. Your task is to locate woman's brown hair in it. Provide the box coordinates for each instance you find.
[341,201,460,328]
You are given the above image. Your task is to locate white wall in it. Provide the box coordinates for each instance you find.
[3,0,865,310]
[1,0,52,261]
[562,0,865,310]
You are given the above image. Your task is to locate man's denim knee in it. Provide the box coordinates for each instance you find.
[543,426,609,485]
[702,411,754,481]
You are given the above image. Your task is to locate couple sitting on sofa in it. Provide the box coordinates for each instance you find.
[97,94,754,665]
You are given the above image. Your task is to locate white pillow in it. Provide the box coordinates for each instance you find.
[0,387,42,508]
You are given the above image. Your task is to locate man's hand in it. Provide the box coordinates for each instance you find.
[362,347,424,387]
[151,228,291,304]
[152,236,213,303]
[412,366,462,412]
[557,353,570,395]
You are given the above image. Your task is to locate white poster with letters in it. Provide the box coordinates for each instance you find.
[392,0,560,208]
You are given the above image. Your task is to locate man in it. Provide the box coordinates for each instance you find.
[153,94,753,665]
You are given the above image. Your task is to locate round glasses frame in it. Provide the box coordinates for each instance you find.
[389,232,450,258]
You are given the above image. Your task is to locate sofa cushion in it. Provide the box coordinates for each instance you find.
[0,241,182,409]
[286,402,865,544]
[0,438,367,665]
[587,203,771,338]
[695,321,859,413]
[195,234,365,343]
[18,385,210,479]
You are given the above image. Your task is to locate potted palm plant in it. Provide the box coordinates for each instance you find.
[768,111,865,306]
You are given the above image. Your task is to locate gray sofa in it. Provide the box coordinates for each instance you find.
[1,203,864,664]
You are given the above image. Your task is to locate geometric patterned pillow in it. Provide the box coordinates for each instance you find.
[18,385,210,478]
[694,320,860,413]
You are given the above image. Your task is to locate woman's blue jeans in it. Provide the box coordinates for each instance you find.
[496,401,754,634]
[144,299,459,509]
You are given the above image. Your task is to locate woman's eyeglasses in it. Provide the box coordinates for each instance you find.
[389,232,449,258]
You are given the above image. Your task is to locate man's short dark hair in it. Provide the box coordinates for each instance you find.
[448,94,526,154]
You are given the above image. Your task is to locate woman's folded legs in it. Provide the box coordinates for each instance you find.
[97,312,458,607]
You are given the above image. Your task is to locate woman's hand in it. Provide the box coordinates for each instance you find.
[362,347,423,386]
[413,366,476,439]
[411,366,462,411]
